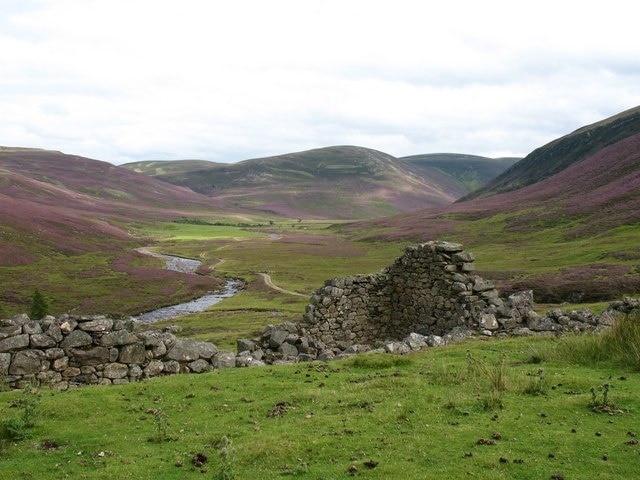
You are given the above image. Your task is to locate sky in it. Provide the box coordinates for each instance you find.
[1,0,640,165]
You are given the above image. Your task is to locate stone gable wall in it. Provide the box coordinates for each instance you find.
[300,241,529,348]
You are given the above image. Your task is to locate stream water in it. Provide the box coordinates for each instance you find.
[135,251,241,323]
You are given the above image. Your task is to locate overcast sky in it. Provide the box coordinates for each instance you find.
[1,0,639,165]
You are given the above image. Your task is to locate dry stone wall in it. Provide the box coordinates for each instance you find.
[0,313,236,389]
[3,241,639,389]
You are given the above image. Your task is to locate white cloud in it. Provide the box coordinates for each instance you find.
[0,0,639,164]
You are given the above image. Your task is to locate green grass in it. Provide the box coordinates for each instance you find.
[137,222,267,241]
[1,335,639,479]
[152,289,308,351]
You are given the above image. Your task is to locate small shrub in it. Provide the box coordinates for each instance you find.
[588,383,619,413]
[147,409,172,442]
[1,383,40,441]
[29,288,50,320]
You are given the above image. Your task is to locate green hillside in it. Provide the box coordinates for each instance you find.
[400,153,518,195]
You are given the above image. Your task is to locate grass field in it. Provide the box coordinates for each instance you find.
[1,328,639,479]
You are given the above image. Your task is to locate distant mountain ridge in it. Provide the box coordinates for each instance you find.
[124,146,514,219]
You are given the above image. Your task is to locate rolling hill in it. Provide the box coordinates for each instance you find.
[124,146,514,220]
[0,147,228,315]
[346,106,640,302]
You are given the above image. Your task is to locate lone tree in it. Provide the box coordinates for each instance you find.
[30,289,50,320]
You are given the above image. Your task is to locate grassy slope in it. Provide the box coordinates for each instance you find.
[124,146,461,220]
[400,153,518,195]
[2,334,639,479]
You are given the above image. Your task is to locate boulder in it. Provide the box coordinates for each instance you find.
[213,351,236,368]
[0,352,10,376]
[188,359,212,373]
[103,363,129,379]
[118,343,146,364]
[30,334,57,349]
[9,349,47,375]
[0,334,30,353]
[23,321,43,335]
[0,324,22,340]
[69,347,110,366]
[60,330,92,349]
[166,339,217,362]
[78,317,114,332]
[100,330,138,347]
[144,360,164,377]
[237,338,256,353]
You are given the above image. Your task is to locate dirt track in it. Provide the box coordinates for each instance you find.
[257,272,308,298]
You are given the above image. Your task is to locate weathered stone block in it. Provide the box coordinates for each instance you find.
[23,321,43,335]
[278,343,298,357]
[479,314,499,330]
[0,334,30,352]
[78,317,114,332]
[268,329,289,348]
[166,339,217,362]
[30,334,56,349]
[163,360,181,374]
[70,347,110,366]
[62,367,81,378]
[144,360,164,377]
[9,349,47,375]
[237,338,256,353]
[103,363,129,379]
[0,352,10,376]
[118,343,146,364]
[188,359,211,373]
[60,319,78,334]
[60,330,92,349]
[52,356,69,371]
[46,324,63,343]
[100,330,138,347]
[44,348,65,360]
[129,365,143,379]
[213,351,236,368]
[0,324,22,340]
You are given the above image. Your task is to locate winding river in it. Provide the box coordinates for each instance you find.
[135,250,241,323]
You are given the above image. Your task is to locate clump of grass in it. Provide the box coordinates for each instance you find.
[550,310,640,369]
[523,368,549,396]
[600,311,640,368]
[466,351,508,409]
[214,436,236,480]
